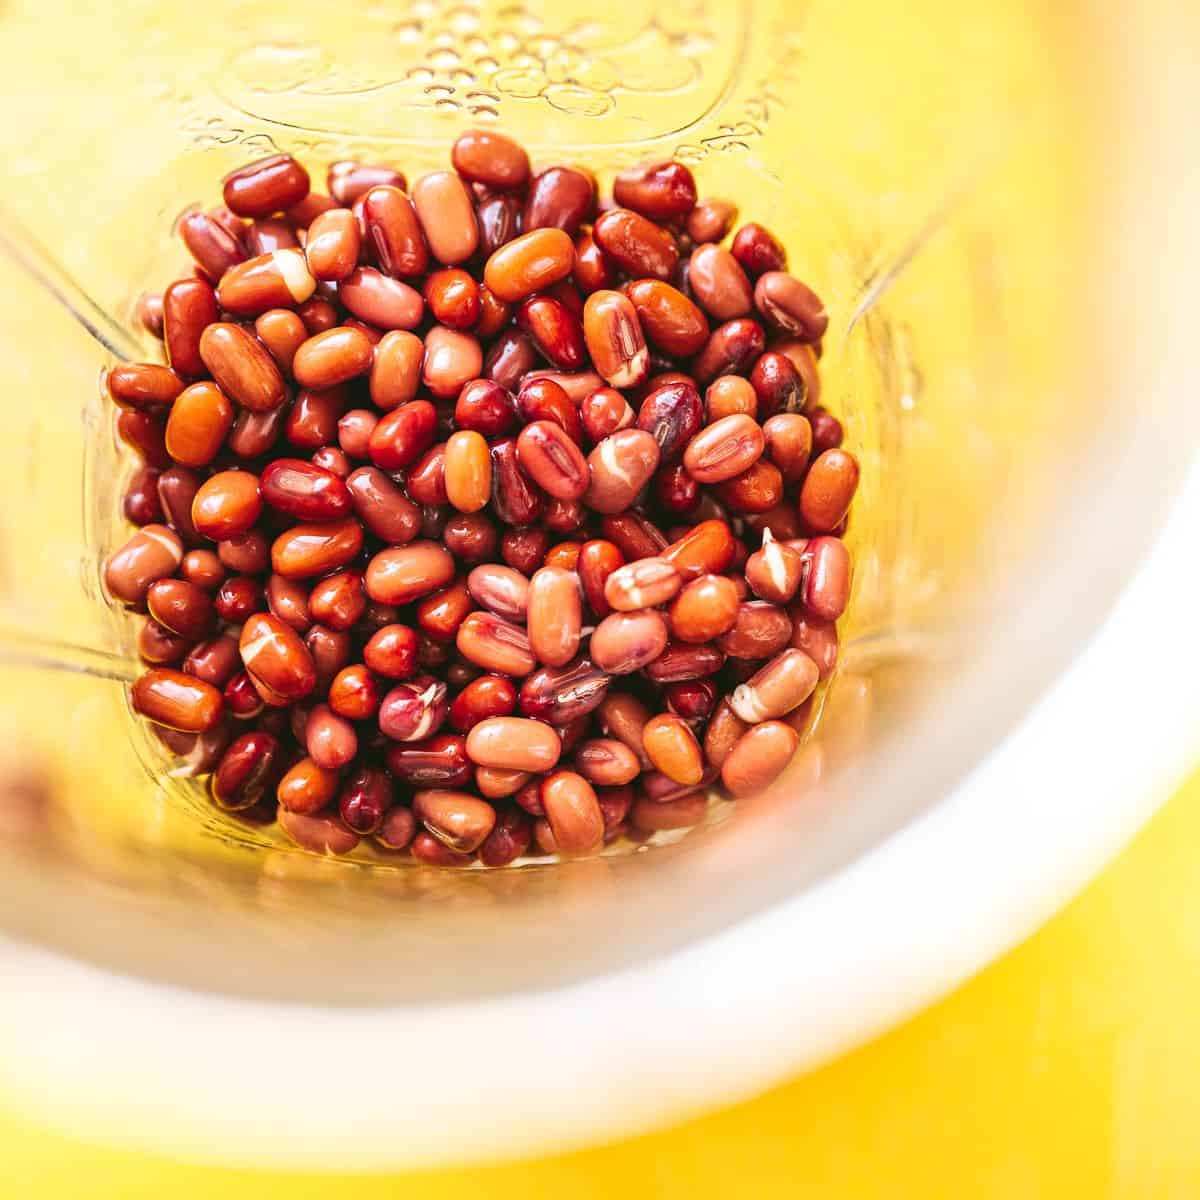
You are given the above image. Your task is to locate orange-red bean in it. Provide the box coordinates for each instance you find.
[132,668,224,732]
[720,720,799,796]
[574,738,641,787]
[754,271,827,342]
[465,717,561,772]
[328,162,406,207]
[199,322,286,411]
[239,612,316,703]
[592,208,677,280]
[682,413,765,484]
[484,228,575,303]
[789,610,839,678]
[365,541,456,605]
[686,198,738,244]
[729,648,819,724]
[540,770,604,856]
[422,325,483,399]
[451,129,530,190]
[223,154,309,218]
[688,244,753,321]
[339,266,424,330]
[254,309,308,376]
[369,330,424,409]
[603,557,681,611]
[162,278,219,380]
[799,536,851,620]
[270,518,363,579]
[582,289,649,389]
[292,326,373,389]
[526,566,582,668]
[799,448,860,532]
[583,429,660,514]
[413,788,496,853]
[411,171,479,266]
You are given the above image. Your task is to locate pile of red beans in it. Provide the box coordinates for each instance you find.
[104,132,858,865]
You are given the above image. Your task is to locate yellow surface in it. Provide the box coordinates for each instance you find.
[3,766,1198,1198]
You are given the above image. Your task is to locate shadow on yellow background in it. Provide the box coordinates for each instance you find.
[4,767,1199,1199]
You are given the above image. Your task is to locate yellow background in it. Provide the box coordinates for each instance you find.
[5,765,1199,1198]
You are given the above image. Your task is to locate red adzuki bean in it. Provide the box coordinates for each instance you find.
[108,145,859,866]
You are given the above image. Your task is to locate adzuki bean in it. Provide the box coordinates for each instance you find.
[107,138,857,865]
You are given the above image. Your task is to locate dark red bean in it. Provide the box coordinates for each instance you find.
[442,513,497,563]
[478,806,532,867]
[691,318,766,385]
[636,380,703,462]
[259,458,352,522]
[359,185,428,277]
[374,804,417,851]
[116,410,170,468]
[644,641,725,682]
[338,765,393,834]
[484,328,538,392]
[405,444,448,506]
[731,223,787,277]
[516,378,583,444]
[490,437,544,526]
[518,658,610,725]
[592,209,678,280]
[228,404,286,459]
[211,732,283,810]
[162,278,219,380]
[455,378,517,438]
[368,399,437,471]
[107,363,185,412]
[137,618,191,666]
[573,229,613,294]
[749,351,806,418]
[213,575,261,623]
[156,465,204,546]
[524,167,594,235]
[809,407,844,454]
[123,466,164,526]
[328,162,407,207]
[476,193,522,258]
[223,154,310,218]
[599,512,668,562]
[146,578,213,640]
[500,527,549,575]
[217,529,270,575]
[517,295,587,370]
[178,211,246,280]
[385,733,472,788]
[613,161,697,222]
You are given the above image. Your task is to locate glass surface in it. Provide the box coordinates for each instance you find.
[0,0,1189,1004]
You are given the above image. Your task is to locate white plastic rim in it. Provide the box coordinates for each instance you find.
[0,447,1197,1170]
